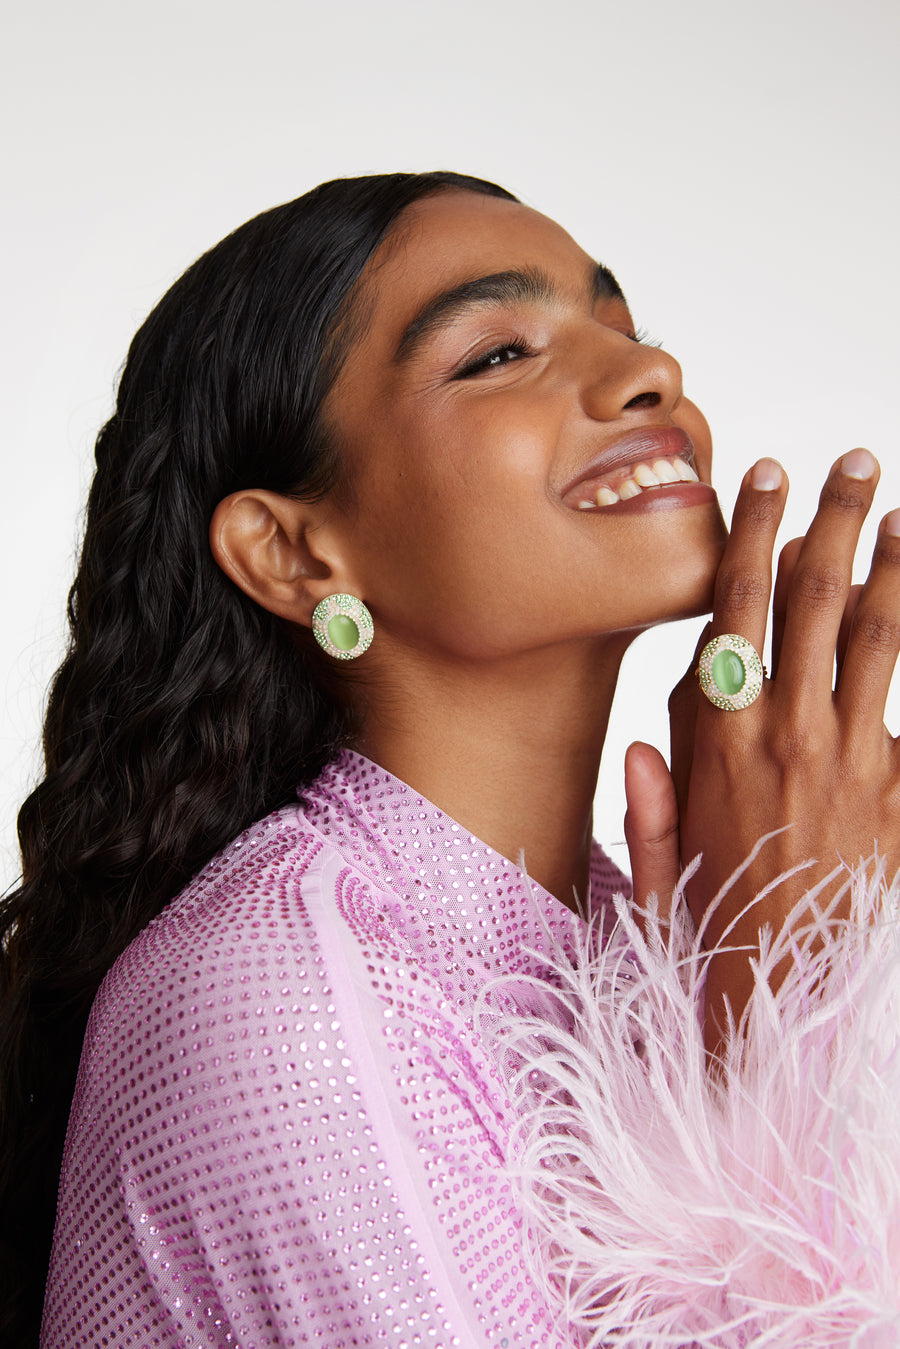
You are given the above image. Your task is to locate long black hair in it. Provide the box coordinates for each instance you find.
[0,170,517,1345]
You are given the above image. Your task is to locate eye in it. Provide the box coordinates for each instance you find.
[455,339,532,379]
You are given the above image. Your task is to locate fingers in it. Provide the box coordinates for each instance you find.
[771,537,803,678]
[709,456,787,664]
[774,449,879,709]
[835,509,900,728]
[836,584,863,680]
[624,742,680,917]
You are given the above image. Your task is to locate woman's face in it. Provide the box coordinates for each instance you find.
[323,190,727,662]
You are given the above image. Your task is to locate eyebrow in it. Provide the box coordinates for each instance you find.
[393,260,625,363]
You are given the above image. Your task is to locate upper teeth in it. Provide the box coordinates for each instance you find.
[576,457,699,509]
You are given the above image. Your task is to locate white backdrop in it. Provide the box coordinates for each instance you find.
[2,0,899,886]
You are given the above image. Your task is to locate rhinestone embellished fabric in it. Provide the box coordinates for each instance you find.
[42,750,629,1347]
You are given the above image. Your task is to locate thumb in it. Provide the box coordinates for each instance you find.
[624,741,680,919]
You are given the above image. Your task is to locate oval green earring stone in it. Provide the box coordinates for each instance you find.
[327,614,360,651]
[712,648,746,695]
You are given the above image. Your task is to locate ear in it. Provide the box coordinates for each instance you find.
[209,489,359,627]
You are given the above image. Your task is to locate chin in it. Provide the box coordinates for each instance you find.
[639,553,722,632]
[672,512,727,618]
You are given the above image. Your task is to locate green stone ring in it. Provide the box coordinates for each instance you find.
[312,594,374,660]
[697,633,764,710]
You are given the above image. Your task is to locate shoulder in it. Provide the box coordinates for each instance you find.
[49,805,562,1348]
[90,801,366,1058]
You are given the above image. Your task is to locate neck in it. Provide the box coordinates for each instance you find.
[354,638,629,909]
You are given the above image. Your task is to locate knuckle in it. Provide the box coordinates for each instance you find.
[633,819,680,852]
[773,725,815,769]
[765,707,828,770]
[874,535,900,569]
[819,481,869,513]
[739,491,782,529]
[715,566,769,614]
[792,561,845,606]
[853,609,900,657]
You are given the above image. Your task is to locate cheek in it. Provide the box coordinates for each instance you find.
[346,433,551,640]
[368,402,549,539]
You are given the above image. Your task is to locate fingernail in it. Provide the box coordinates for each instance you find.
[884,508,900,537]
[841,448,877,480]
[750,458,783,490]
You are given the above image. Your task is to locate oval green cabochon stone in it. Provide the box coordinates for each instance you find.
[712,648,746,695]
[327,614,360,651]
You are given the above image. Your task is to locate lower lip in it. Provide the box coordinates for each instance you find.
[574,482,717,516]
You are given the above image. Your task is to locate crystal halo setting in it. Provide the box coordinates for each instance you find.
[697,633,764,711]
[312,594,374,660]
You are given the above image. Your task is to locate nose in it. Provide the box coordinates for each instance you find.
[580,333,685,422]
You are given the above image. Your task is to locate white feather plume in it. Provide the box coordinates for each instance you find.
[483,851,900,1347]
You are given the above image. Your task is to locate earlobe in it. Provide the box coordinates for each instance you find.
[311,594,374,660]
[209,489,346,625]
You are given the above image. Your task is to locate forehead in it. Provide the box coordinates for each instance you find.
[354,190,605,346]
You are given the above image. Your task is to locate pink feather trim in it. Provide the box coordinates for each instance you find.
[482,853,900,1347]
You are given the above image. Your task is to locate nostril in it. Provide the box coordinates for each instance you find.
[623,391,662,410]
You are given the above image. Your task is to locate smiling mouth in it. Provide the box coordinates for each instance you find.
[562,426,706,511]
[573,455,699,508]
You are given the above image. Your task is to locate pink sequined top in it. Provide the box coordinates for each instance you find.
[42,750,628,1348]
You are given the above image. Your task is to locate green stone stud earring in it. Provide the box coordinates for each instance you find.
[697,633,764,710]
[312,594,374,660]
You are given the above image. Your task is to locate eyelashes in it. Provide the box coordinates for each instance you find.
[454,339,532,379]
[454,326,664,380]
[631,326,664,348]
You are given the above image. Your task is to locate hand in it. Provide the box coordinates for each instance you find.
[677,449,900,1045]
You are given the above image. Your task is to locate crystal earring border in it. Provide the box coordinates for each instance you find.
[311,593,374,660]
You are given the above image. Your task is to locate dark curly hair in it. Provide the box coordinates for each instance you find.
[0,170,517,1346]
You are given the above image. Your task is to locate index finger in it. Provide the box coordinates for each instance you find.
[709,457,788,660]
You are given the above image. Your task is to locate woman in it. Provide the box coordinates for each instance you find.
[3,171,899,1347]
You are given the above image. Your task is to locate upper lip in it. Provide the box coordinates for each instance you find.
[562,426,696,497]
